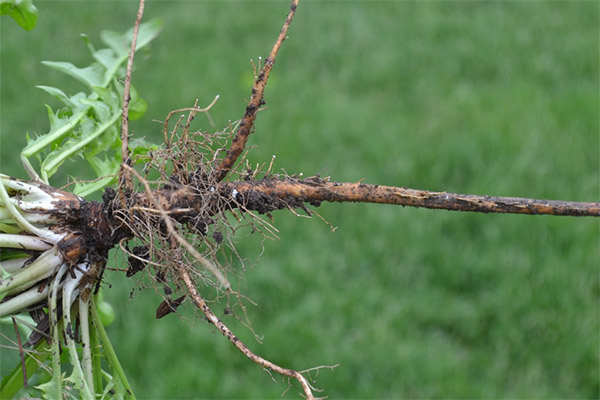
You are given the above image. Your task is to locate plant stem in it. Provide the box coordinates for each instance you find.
[90,299,136,399]
[0,340,50,399]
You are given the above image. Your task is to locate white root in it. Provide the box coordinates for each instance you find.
[49,264,67,396]
[0,257,30,274]
[79,296,94,392]
[0,207,12,220]
[0,279,63,317]
[0,175,66,243]
[62,264,94,400]
[0,233,52,251]
[0,247,62,296]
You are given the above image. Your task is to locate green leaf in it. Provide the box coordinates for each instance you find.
[92,86,120,110]
[0,0,38,31]
[0,340,49,399]
[80,33,96,56]
[100,30,127,59]
[41,61,105,89]
[73,177,114,198]
[0,221,22,234]
[133,18,164,51]
[130,137,159,157]
[25,19,162,189]
[22,106,88,158]
[81,97,113,123]
[101,18,164,57]
[97,18,164,87]
[92,48,119,71]
[36,86,79,109]
[0,248,30,261]
[35,370,62,400]
[40,111,120,181]
[86,123,120,156]
[128,85,147,120]
[72,153,120,197]
[85,153,120,178]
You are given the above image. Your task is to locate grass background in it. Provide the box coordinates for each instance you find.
[1,1,599,398]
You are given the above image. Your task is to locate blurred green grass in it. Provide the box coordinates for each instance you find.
[1,1,598,399]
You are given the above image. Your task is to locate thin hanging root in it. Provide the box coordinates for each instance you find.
[179,269,317,400]
[122,164,230,289]
[163,95,220,146]
[11,316,28,388]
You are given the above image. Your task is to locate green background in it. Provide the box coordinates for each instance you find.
[1,1,598,398]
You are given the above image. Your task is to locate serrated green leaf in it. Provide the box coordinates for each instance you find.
[0,0,38,31]
[88,124,120,156]
[0,340,49,399]
[35,371,62,400]
[40,112,120,181]
[36,85,78,109]
[86,153,120,177]
[24,19,161,189]
[92,86,120,111]
[65,368,91,400]
[43,104,67,135]
[22,106,88,158]
[41,61,105,88]
[80,97,113,123]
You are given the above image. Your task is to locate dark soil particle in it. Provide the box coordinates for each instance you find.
[126,245,150,277]
[212,231,224,244]
[237,189,303,214]
[155,295,186,319]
